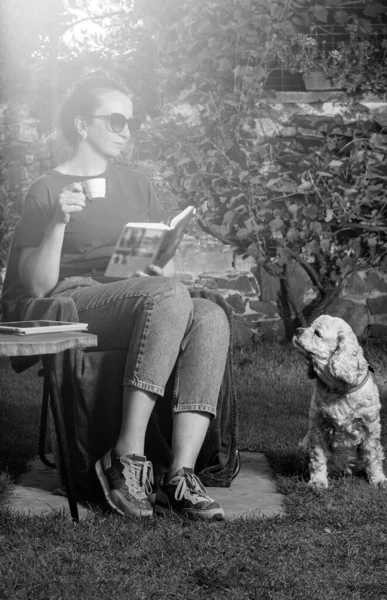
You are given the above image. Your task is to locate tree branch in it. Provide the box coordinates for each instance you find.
[284,279,307,327]
[60,10,129,36]
[288,250,324,293]
[335,222,387,234]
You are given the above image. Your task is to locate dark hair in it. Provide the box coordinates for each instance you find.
[59,70,131,147]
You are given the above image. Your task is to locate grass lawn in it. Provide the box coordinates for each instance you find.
[1,341,387,600]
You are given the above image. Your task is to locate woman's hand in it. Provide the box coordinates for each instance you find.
[54,182,87,224]
[133,265,164,278]
[132,261,176,278]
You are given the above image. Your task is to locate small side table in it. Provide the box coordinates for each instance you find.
[0,330,98,522]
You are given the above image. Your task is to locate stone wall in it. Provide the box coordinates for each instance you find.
[169,92,387,346]
[172,225,387,347]
[2,93,387,346]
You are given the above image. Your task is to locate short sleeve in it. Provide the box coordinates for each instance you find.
[14,191,53,248]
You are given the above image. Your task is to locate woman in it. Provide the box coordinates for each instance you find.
[12,71,230,521]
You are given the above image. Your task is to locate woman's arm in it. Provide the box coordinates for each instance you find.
[18,183,87,298]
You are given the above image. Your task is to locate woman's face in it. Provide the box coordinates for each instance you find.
[83,89,133,158]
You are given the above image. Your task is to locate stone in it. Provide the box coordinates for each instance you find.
[249,300,279,317]
[8,457,89,519]
[233,254,256,271]
[232,319,254,349]
[237,313,260,325]
[324,298,370,338]
[366,295,387,316]
[297,127,324,138]
[344,272,367,296]
[366,323,387,339]
[8,453,284,521]
[371,106,387,128]
[373,315,387,325]
[197,276,218,289]
[366,271,387,294]
[279,126,297,137]
[225,293,248,314]
[255,117,284,140]
[255,266,280,302]
[210,452,284,519]
[175,272,196,285]
[174,241,234,274]
[257,318,286,341]
[215,275,257,294]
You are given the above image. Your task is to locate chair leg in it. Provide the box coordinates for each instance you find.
[38,375,56,469]
[232,449,241,480]
[42,354,79,523]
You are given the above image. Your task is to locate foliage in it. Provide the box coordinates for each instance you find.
[277,14,387,97]
[2,0,387,329]
[0,187,22,272]
[321,30,387,96]
[131,0,387,326]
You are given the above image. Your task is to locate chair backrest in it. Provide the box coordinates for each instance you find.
[1,222,26,323]
[1,222,42,372]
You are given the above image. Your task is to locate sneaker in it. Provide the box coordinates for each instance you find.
[154,467,224,521]
[95,449,154,518]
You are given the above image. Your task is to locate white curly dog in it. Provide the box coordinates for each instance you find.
[293,315,386,489]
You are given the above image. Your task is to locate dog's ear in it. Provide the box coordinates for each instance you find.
[329,330,368,385]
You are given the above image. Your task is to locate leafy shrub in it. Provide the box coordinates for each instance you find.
[133,0,387,326]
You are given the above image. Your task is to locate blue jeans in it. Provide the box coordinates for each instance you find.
[52,276,230,417]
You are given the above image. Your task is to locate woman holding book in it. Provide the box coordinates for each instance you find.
[4,71,231,521]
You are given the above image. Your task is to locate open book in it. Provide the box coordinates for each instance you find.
[104,205,195,278]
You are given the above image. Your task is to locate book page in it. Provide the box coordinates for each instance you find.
[153,206,195,268]
[105,225,167,277]
[104,206,195,278]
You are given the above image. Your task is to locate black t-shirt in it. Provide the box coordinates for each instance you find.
[1,164,165,320]
[14,164,165,279]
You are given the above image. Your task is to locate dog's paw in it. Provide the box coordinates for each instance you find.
[297,437,309,455]
[308,477,329,490]
[372,476,387,489]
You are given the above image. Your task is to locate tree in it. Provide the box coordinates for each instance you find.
[129,0,387,333]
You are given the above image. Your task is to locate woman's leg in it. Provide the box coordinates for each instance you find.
[114,297,230,469]
[55,280,231,520]
[170,298,230,470]
[155,298,230,521]
[114,387,157,457]
[55,276,194,517]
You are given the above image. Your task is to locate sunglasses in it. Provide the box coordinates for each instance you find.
[92,113,140,134]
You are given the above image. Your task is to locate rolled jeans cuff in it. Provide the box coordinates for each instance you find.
[123,376,165,397]
[173,403,217,419]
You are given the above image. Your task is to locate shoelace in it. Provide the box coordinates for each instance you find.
[122,458,154,497]
[173,472,214,504]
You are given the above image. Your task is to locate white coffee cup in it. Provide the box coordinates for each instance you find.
[83,178,106,200]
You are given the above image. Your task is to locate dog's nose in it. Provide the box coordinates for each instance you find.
[296,328,305,336]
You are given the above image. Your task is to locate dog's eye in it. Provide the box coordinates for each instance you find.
[314,329,322,338]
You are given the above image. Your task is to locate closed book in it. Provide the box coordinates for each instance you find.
[0,320,89,335]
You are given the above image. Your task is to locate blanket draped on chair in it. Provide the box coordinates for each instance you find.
[13,288,238,499]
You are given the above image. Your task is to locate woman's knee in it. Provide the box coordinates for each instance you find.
[192,299,230,343]
[153,278,193,321]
